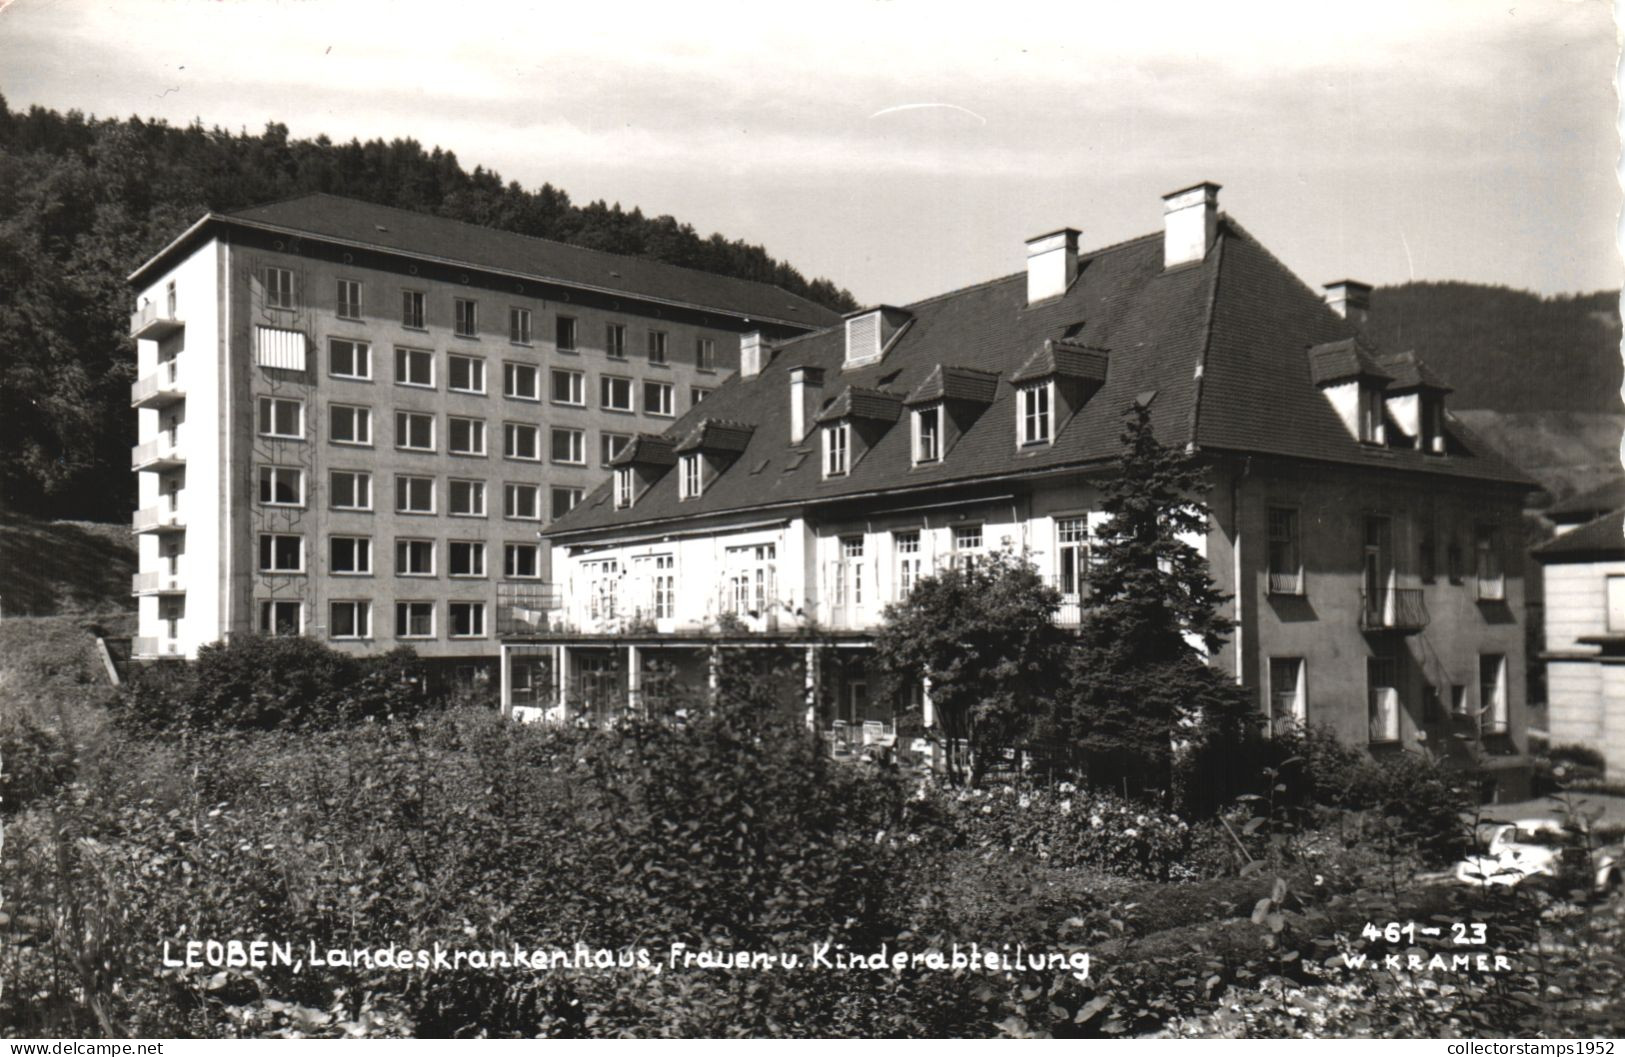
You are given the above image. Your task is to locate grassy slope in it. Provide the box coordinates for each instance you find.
[0,512,136,618]
[1452,410,1624,503]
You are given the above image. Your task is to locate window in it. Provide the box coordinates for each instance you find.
[265,267,295,309]
[257,397,303,439]
[647,330,668,364]
[504,483,540,520]
[680,453,702,499]
[396,538,435,576]
[1450,683,1469,718]
[448,416,486,456]
[724,544,775,616]
[644,380,674,417]
[823,422,850,477]
[504,543,540,579]
[504,423,539,460]
[258,466,303,506]
[601,432,632,467]
[395,475,435,514]
[166,279,177,316]
[1447,537,1465,584]
[448,478,486,517]
[330,470,372,511]
[395,601,434,638]
[1358,385,1384,444]
[1479,654,1508,734]
[1019,384,1052,446]
[952,524,983,571]
[395,347,434,388]
[1056,517,1089,598]
[330,536,372,575]
[449,601,486,638]
[914,405,941,464]
[454,298,478,337]
[449,541,486,577]
[551,427,585,465]
[836,536,865,608]
[337,279,362,320]
[551,368,585,406]
[259,600,301,635]
[329,404,372,446]
[1270,658,1307,729]
[329,338,370,379]
[1420,529,1437,584]
[584,559,620,620]
[1367,645,1400,743]
[894,531,921,599]
[555,315,577,352]
[448,354,486,394]
[551,487,582,520]
[614,467,634,509]
[1266,507,1303,595]
[401,290,425,329]
[650,554,675,619]
[510,307,532,345]
[330,600,370,639]
[504,362,539,400]
[606,323,627,359]
[691,386,713,408]
[1608,575,1625,632]
[601,375,632,412]
[395,411,435,452]
[1475,525,1505,601]
[695,337,716,370]
[258,533,303,573]
[1423,684,1445,724]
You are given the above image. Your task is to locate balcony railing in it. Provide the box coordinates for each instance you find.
[1359,587,1429,632]
[131,436,184,472]
[131,358,184,408]
[496,582,561,636]
[132,570,186,595]
[130,301,184,340]
[1267,569,1305,596]
[132,505,185,534]
[132,636,184,659]
[1476,575,1506,602]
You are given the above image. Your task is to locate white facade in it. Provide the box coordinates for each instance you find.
[1542,558,1625,773]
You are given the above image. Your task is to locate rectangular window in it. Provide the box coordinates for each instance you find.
[1479,654,1508,734]
[329,404,372,446]
[894,530,921,599]
[330,535,372,575]
[504,362,539,401]
[1359,385,1384,444]
[555,315,577,352]
[824,422,850,477]
[401,290,425,329]
[647,330,668,364]
[1475,525,1505,601]
[551,487,582,520]
[1367,646,1400,744]
[1266,507,1303,595]
[448,478,486,517]
[1056,517,1089,597]
[448,354,486,394]
[1020,384,1052,445]
[395,475,435,514]
[724,544,775,616]
[258,465,303,506]
[548,368,584,407]
[330,470,372,511]
[257,397,303,439]
[258,533,304,573]
[606,323,627,359]
[448,416,486,456]
[651,554,675,619]
[692,386,713,408]
[337,279,362,320]
[449,541,486,578]
[265,267,295,309]
[1447,537,1465,585]
[395,601,434,639]
[166,279,177,316]
[504,543,540,579]
[395,347,434,388]
[695,337,716,370]
[504,483,540,520]
[395,411,435,452]
[1270,658,1307,729]
[838,536,865,607]
[259,600,301,636]
[601,431,631,467]
[329,338,370,380]
[614,467,634,509]
[395,538,435,576]
[680,453,702,499]
[551,427,586,465]
[952,524,982,571]
[330,600,370,639]
[1420,530,1437,584]
[644,380,674,417]
[1608,575,1625,632]
[504,422,539,460]
[449,602,486,638]
[914,405,941,464]
[1450,683,1469,717]
[601,375,632,412]
[454,298,478,338]
[509,307,532,345]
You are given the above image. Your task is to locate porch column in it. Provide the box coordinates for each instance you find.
[921,674,935,728]
[707,643,720,699]
[804,644,822,731]
[627,643,642,713]
[499,643,513,717]
[557,644,572,721]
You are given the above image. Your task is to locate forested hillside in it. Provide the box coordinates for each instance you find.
[0,97,857,520]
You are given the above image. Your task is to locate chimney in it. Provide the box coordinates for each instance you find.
[1161,181,1221,268]
[1322,280,1373,327]
[740,331,765,378]
[1025,228,1081,304]
[789,365,825,444]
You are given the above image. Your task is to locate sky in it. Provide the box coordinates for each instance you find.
[0,0,1619,306]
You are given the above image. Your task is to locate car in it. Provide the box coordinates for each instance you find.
[1455,818,1622,892]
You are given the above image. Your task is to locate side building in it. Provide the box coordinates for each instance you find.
[128,193,839,676]
[504,183,1536,793]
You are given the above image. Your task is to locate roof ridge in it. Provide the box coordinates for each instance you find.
[897,229,1166,313]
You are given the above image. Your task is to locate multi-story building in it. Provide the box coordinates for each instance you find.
[127,194,839,672]
[503,182,1537,790]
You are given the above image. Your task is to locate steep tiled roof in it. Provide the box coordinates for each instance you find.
[1534,509,1625,562]
[817,386,904,424]
[609,434,677,468]
[1547,477,1625,520]
[1010,339,1110,386]
[673,419,755,454]
[1378,350,1453,392]
[135,194,842,329]
[549,217,1534,539]
[904,365,1000,405]
[1306,337,1393,386]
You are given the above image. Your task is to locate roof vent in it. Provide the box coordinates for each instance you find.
[842,306,912,368]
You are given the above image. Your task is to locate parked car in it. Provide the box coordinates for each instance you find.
[1455,818,1621,892]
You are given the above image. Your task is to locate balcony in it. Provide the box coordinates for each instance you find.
[496,582,561,636]
[132,505,185,534]
[1267,569,1305,596]
[131,436,184,472]
[1359,587,1429,633]
[130,301,184,341]
[131,359,184,408]
[1476,575,1506,603]
[132,570,186,596]
[132,636,184,660]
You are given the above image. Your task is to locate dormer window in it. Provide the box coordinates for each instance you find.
[1358,385,1385,445]
[1019,383,1053,446]
[823,422,850,477]
[913,404,942,464]
[614,467,634,509]
[841,306,912,369]
[680,453,703,499]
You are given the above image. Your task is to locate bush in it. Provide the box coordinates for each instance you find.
[0,710,77,814]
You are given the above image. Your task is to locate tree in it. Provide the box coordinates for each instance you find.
[1059,401,1259,804]
[872,550,1068,786]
